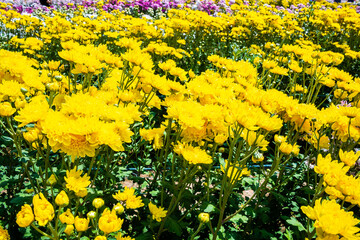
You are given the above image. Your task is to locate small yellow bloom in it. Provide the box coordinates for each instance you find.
[221,160,250,184]
[23,127,41,143]
[0,225,10,240]
[126,195,144,209]
[148,203,167,222]
[74,216,89,232]
[64,168,90,195]
[47,174,57,185]
[75,188,88,198]
[59,209,74,225]
[113,203,124,215]
[16,204,34,227]
[94,236,107,240]
[198,213,210,223]
[0,102,16,117]
[113,187,135,201]
[55,191,69,207]
[33,193,55,226]
[92,198,105,209]
[274,135,287,144]
[339,149,360,167]
[48,60,61,71]
[115,233,135,240]
[98,209,123,235]
[174,143,212,165]
[64,224,74,236]
[87,211,96,219]
[279,142,293,155]
[252,153,264,163]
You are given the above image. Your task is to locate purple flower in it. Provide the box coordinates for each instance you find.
[25,7,33,13]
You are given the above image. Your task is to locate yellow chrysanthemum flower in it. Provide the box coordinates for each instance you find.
[126,195,144,209]
[0,225,10,240]
[115,233,135,240]
[55,190,69,207]
[64,168,90,195]
[113,187,136,202]
[74,216,89,232]
[59,209,75,225]
[148,202,167,222]
[221,160,251,184]
[174,143,212,165]
[301,199,360,239]
[98,209,123,234]
[16,204,34,227]
[32,193,55,226]
[14,96,49,127]
[0,102,16,117]
[339,149,360,167]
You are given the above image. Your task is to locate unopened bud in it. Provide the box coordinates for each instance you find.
[198,213,210,223]
[54,75,63,82]
[87,211,96,219]
[20,87,28,94]
[92,198,105,209]
[113,203,124,215]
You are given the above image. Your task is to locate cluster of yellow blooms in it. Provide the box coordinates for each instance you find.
[315,153,360,207]
[302,199,360,239]
[15,170,167,239]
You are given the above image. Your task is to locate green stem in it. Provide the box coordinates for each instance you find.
[190,223,204,240]
[31,223,55,239]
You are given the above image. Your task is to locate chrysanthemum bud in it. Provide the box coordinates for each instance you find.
[74,216,89,232]
[252,152,264,163]
[94,236,107,240]
[15,98,26,109]
[198,213,210,223]
[20,88,28,94]
[47,174,57,186]
[16,204,34,227]
[113,203,124,215]
[46,82,59,91]
[92,198,104,209]
[87,211,96,219]
[64,224,74,235]
[55,190,69,207]
[75,189,88,198]
[0,102,16,117]
[54,75,63,82]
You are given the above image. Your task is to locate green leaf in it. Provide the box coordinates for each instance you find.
[0,136,13,143]
[286,217,306,232]
[165,217,182,236]
[230,214,248,223]
[295,196,308,206]
[149,190,159,197]
[271,192,287,203]
[204,203,216,213]
[10,196,31,205]
[136,232,154,240]
[219,158,226,171]
[284,229,294,240]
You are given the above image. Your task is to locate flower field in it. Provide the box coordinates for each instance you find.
[1,0,360,239]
